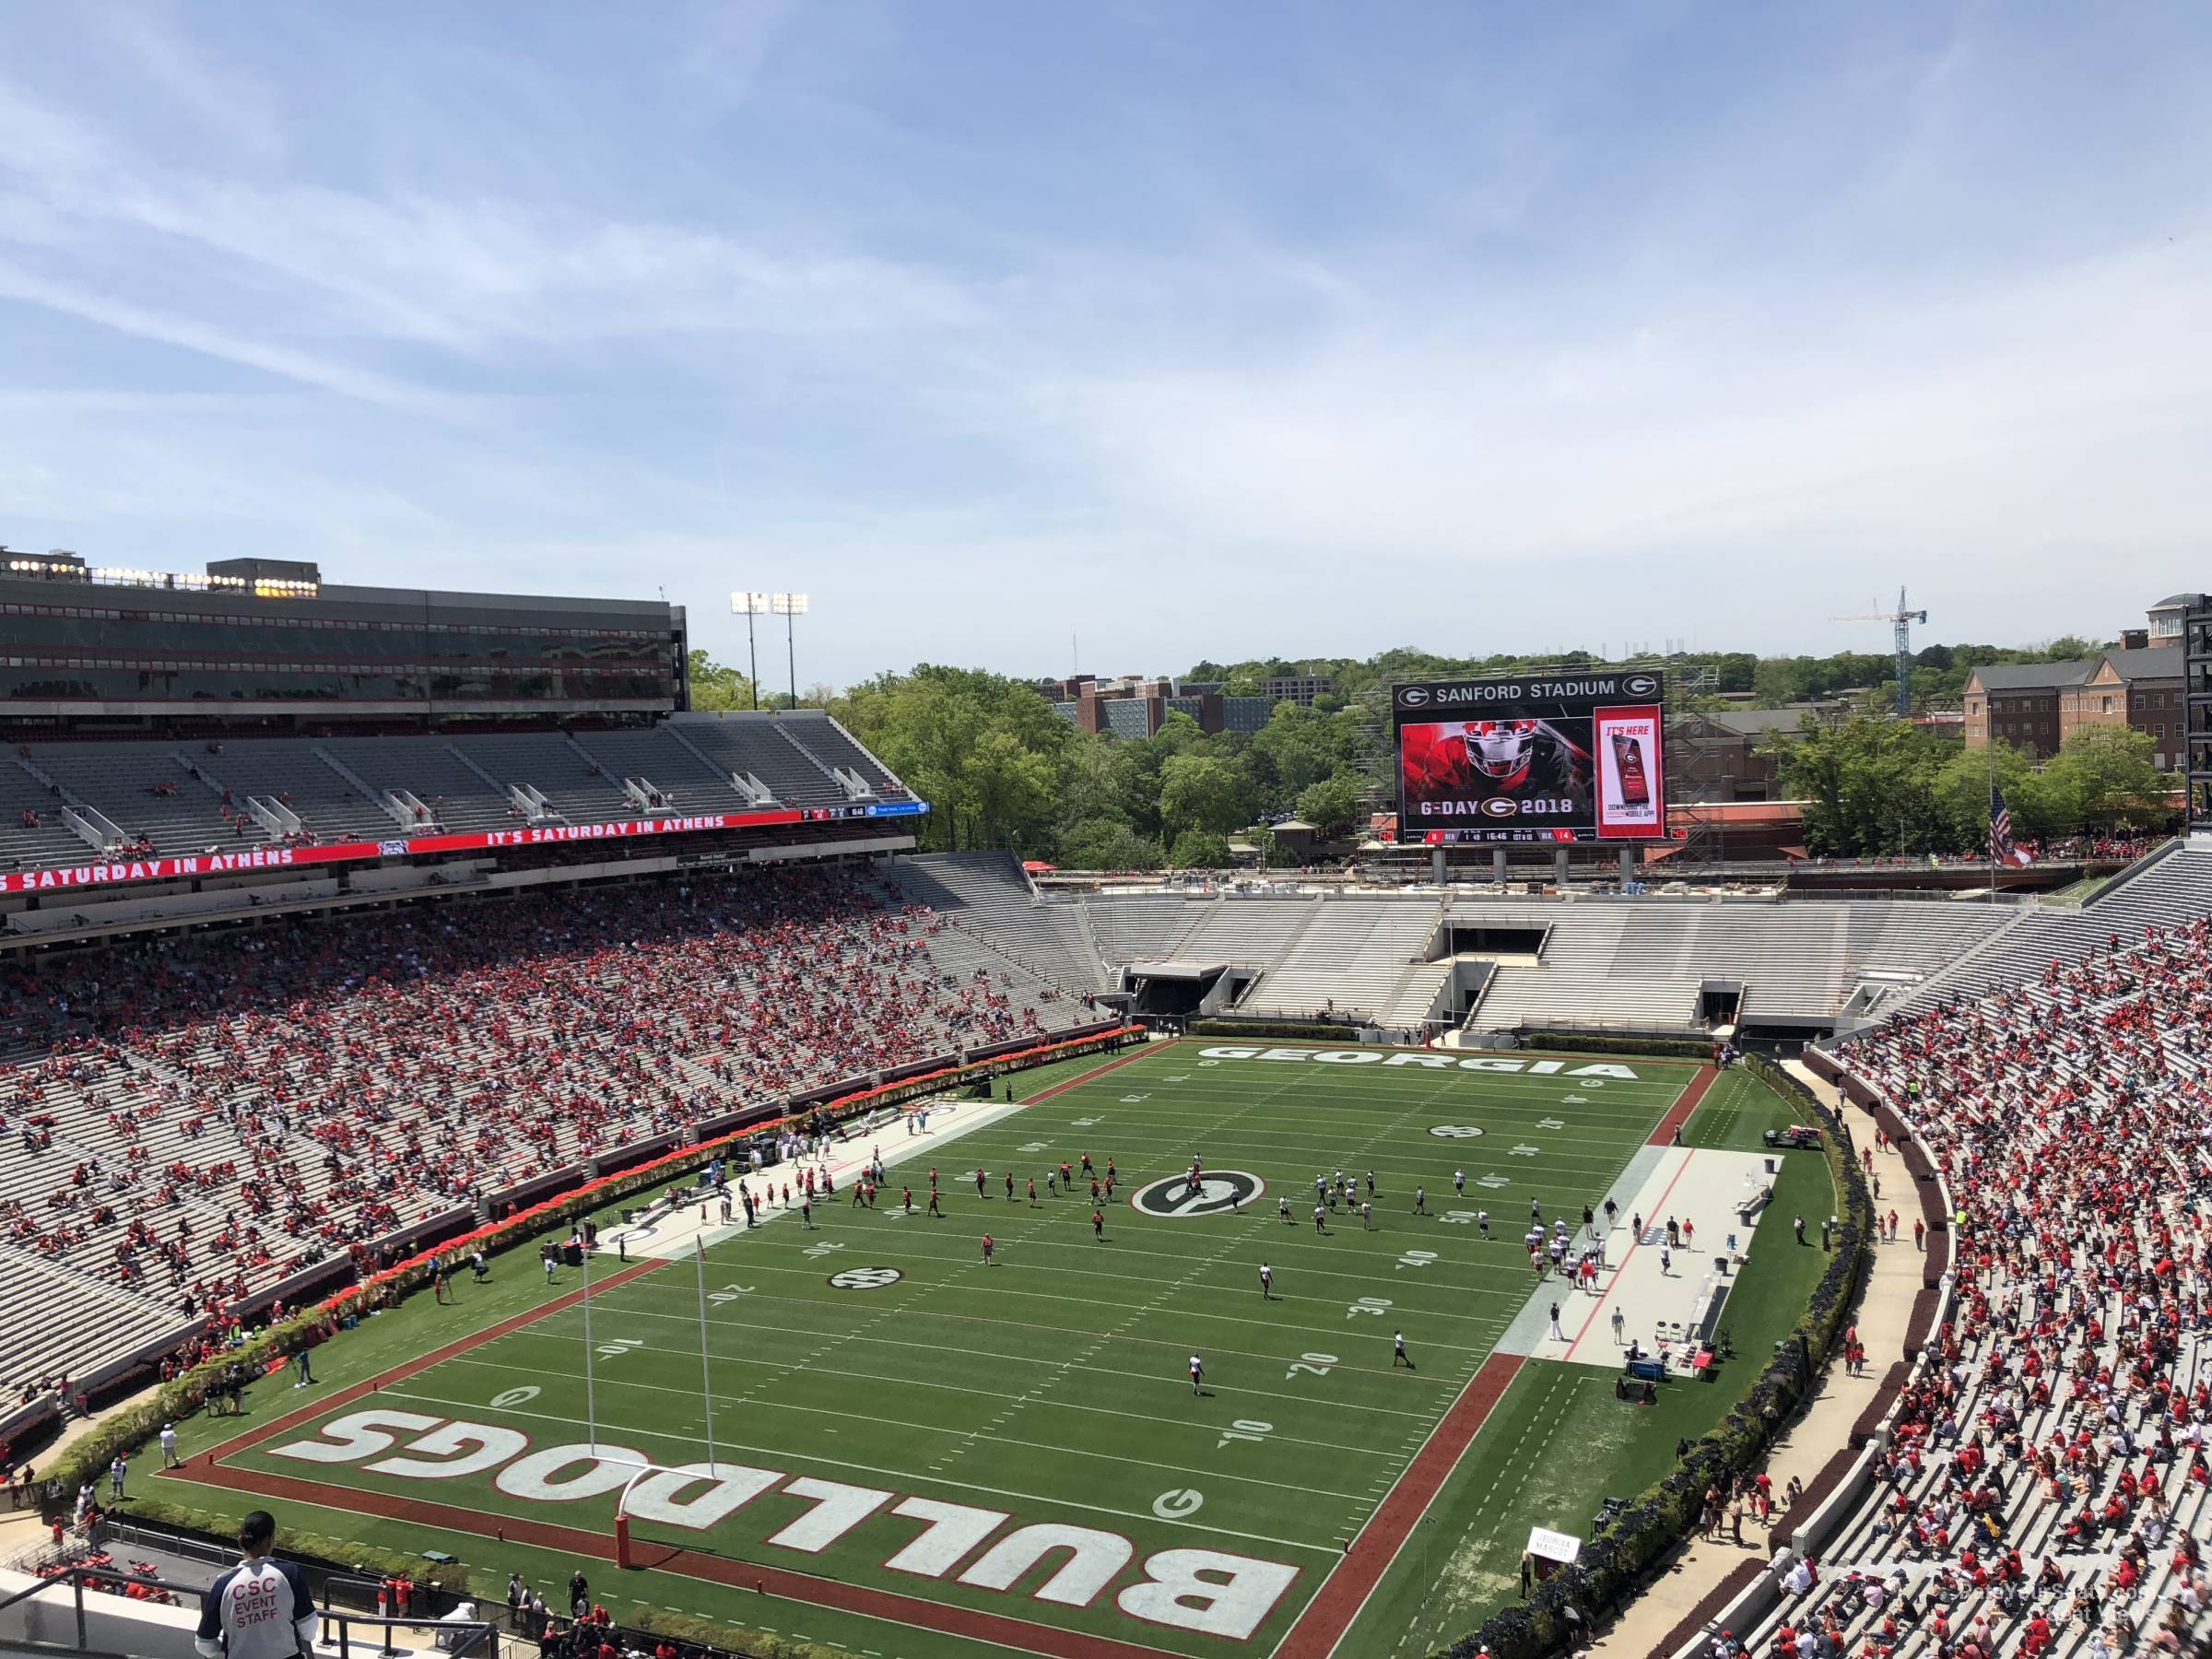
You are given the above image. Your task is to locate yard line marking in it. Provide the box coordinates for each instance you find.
[494,1312,1451,1413]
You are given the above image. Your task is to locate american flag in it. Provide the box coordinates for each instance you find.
[1988,781,2014,863]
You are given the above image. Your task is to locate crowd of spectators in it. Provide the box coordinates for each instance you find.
[0,861,1083,1393]
[1751,920,2212,1657]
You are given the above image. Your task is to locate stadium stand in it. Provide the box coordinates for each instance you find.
[315,736,520,832]
[449,732,634,822]
[787,713,912,799]
[1238,898,1442,1018]
[1082,894,1214,966]
[25,743,208,853]
[1173,897,1324,965]
[1749,918,2212,1659]
[1466,898,2017,1035]
[0,717,916,865]
[0,762,100,871]
[0,860,1094,1399]
[884,853,1107,991]
[1891,841,2212,1014]
[670,713,859,806]
[566,726,744,809]
[184,742,394,844]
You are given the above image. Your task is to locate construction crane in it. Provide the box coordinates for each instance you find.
[1832,587,1928,717]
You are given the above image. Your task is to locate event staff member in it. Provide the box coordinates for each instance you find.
[195,1510,317,1659]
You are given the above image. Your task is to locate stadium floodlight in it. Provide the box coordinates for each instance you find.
[728,593,771,709]
[771,593,808,709]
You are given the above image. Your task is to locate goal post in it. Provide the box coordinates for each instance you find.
[612,1458,783,1569]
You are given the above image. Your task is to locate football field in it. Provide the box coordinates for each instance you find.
[156,1040,1830,1659]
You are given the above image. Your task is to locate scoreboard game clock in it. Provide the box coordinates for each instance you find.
[1394,670,1666,844]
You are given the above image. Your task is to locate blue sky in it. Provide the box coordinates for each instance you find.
[1,4,2206,688]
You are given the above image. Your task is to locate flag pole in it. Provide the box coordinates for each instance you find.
[1987,739,1997,899]
[582,1229,598,1454]
[695,1237,718,1470]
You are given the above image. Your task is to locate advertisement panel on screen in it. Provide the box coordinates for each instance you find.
[1394,670,1665,843]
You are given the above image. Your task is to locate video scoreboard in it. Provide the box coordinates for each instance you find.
[1393,670,1665,844]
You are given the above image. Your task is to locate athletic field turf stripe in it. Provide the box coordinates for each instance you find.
[1271,1349,1524,1659]
[1021,1041,1169,1104]
[174,1256,668,1472]
[1645,1063,1716,1146]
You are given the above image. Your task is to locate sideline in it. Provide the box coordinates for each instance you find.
[1583,1064,1918,1657]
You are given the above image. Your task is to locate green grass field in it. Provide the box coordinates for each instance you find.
[149,1041,1832,1659]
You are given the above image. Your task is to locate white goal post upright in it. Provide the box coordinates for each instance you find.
[694,1237,719,1473]
[611,1457,782,1571]
[580,1231,598,1457]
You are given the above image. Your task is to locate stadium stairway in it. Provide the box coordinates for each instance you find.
[0,760,105,872]
[883,853,1107,992]
[1082,894,1214,968]
[1236,898,1443,1023]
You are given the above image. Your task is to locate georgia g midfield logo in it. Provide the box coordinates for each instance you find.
[828,1266,902,1289]
[1129,1171,1265,1218]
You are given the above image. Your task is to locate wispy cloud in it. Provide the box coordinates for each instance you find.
[0,6,2207,680]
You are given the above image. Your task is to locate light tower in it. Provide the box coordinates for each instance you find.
[771,592,808,709]
[728,592,768,709]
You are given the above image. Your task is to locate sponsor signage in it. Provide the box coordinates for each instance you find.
[0,800,930,896]
[1394,671,1665,844]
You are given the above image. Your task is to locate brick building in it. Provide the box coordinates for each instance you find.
[1259,673,1335,707]
[1039,674,1272,739]
[2065,645,2185,770]
[1667,707,1838,803]
[1963,662,2093,758]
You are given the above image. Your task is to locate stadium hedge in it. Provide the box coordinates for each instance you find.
[40,1027,1144,1517]
[1187,1019,1359,1040]
[1522,1031,1713,1061]
[1438,1054,1873,1659]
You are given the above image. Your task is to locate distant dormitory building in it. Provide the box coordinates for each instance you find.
[1962,661,2093,759]
[1665,706,1841,803]
[1040,673,1272,739]
[2065,645,2184,770]
[1259,673,1335,707]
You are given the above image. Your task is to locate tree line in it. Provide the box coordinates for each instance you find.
[1769,719,2173,859]
[683,639,2177,867]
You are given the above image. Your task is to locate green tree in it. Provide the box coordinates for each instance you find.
[1767,715,1956,855]
[1056,733,1137,831]
[1932,740,2041,852]
[831,666,1065,852]
[2045,726,2170,831]
[687,649,756,712]
[1296,774,1366,839]
[1159,754,1248,841]
[1169,830,1233,868]
[1059,818,1165,871]
[963,728,1058,852]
